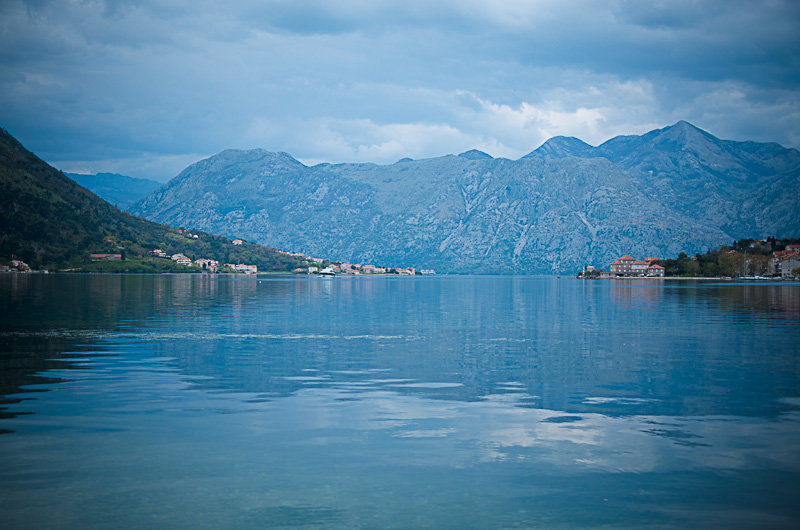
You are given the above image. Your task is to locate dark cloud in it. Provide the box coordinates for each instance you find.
[0,0,798,179]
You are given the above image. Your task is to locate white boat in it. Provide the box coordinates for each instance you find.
[319,267,335,276]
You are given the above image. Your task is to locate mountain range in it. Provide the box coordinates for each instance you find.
[130,121,800,273]
[66,172,161,209]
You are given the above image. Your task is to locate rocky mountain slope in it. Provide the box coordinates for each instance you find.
[66,172,161,209]
[131,122,800,273]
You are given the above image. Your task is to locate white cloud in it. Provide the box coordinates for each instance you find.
[245,79,667,164]
[247,116,487,164]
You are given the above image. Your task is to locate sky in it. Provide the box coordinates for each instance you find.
[1,0,799,181]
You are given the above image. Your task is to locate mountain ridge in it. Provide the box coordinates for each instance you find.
[130,121,800,273]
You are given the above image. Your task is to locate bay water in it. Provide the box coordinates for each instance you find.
[1,274,799,528]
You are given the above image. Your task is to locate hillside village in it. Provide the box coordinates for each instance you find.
[81,231,433,276]
[145,232,435,276]
[141,245,434,276]
[150,244,258,274]
[1,230,435,275]
[138,239,433,276]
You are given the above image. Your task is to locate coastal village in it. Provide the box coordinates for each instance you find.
[144,245,433,276]
[150,238,258,274]
[1,226,435,275]
[276,250,435,276]
[580,242,800,279]
[146,235,434,275]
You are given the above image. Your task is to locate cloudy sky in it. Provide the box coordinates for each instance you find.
[2,0,799,181]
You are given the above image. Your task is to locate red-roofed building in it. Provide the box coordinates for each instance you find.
[610,256,635,275]
[631,260,649,274]
[90,253,122,261]
[611,255,664,276]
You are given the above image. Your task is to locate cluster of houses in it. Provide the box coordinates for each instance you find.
[774,244,800,278]
[176,228,200,240]
[0,259,31,273]
[278,250,434,276]
[277,249,324,264]
[90,235,427,277]
[588,244,800,279]
[608,256,665,277]
[300,263,419,275]
[152,249,258,274]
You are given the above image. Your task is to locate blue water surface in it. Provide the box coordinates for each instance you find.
[1,274,799,528]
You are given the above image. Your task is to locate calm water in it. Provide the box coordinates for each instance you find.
[1,274,799,528]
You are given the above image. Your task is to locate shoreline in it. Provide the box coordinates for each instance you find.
[579,275,798,281]
[0,270,800,283]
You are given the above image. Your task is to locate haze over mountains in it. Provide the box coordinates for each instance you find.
[66,172,161,209]
[121,121,797,272]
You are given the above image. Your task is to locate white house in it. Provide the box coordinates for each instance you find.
[780,255,800,278]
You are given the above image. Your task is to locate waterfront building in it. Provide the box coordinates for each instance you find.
[779,255,800,278]
[610,255,635,275]
[610,255,664,277]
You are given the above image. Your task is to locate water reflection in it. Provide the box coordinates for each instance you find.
[1,275,800,527]
[2,275,800,418]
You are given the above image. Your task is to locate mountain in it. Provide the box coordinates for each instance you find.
[0,127,307,272]
[130,122,800,273]
[594,121,800,237]
[458,149,494,160]
[523,136,598,159]
[66,172,161,209]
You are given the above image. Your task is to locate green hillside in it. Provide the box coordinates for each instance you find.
[0,127,307,272]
